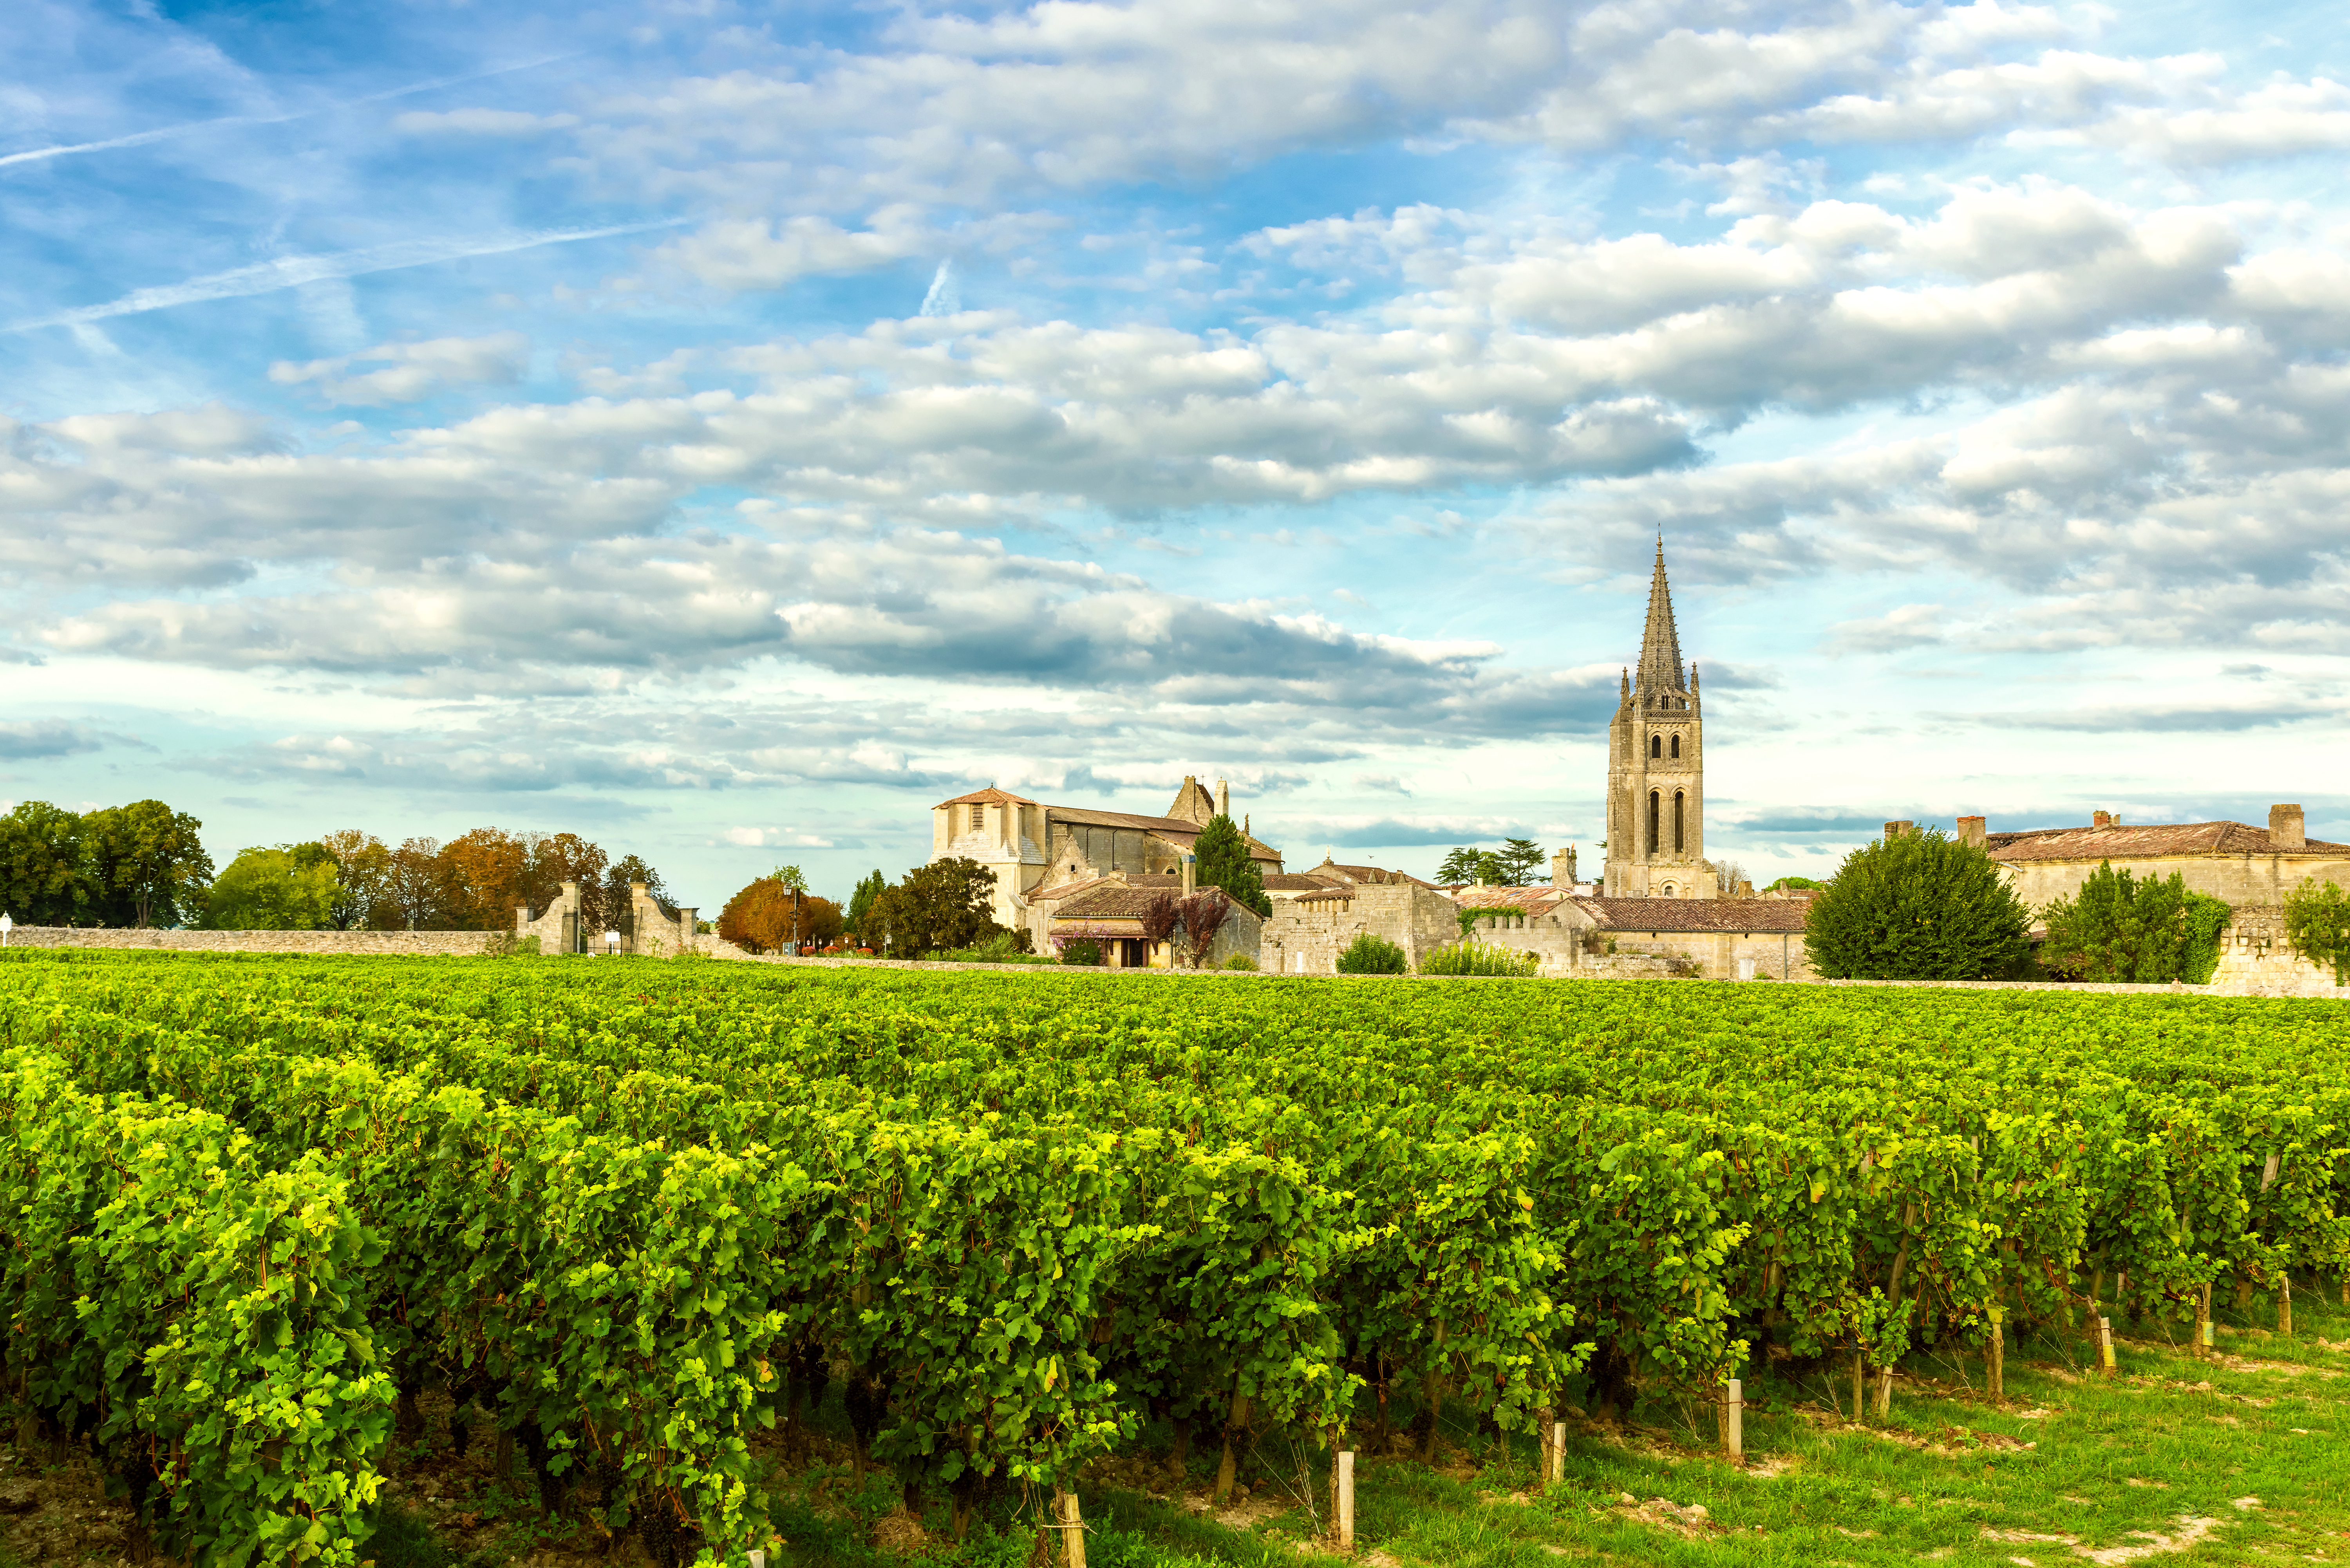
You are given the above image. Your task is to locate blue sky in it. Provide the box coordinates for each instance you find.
[5,0,2349,908]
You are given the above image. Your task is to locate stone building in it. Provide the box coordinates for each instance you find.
[1605,541,1717,899]
[516,880,701,956]
[1946,808,2350,912]
[1259,863,1461,975]
[1030,869,1264,968]
[1444,894,1814,979]
[937,777,1285,936]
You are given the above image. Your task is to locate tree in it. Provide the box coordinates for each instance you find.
[1194,815,1270,916]
[317,830,393,930]
[1708,858,1751,896]
[1496,838,1547,885]
[0,801,90,925]
[383,836,449,930]
[2039,860,2209,983]
[1437,846,1509,886]
[203,847,340,930]
[866,858,1000,957]
[1804,827,2032,981]
[2285,878,2350,986]
[525,833,611,925]
[719,880,843,953]
[846,869,886,939]
[81,800,213,928]
[1138,893,1180,953]
[1764,876,1824,892]
[770,864,809,892]
[1174,890,1230,969]
[597,854,675,936]
[437,827,535,930]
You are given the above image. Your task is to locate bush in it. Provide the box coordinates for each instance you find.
[2040,860,2231,983]
[2285,878,2350,985]
[934,931,1055,965]
[1061,939,1102,966]
[1223,953,1257,971]
[1336,932,1407,974]
[1805,827,2032,980]
[1419,942,1538,977]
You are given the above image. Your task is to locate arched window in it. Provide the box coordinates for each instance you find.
[1647,790,1660,854]
[1650,733,1661,759]
[1674,790,1686,853]
[1670,734,1681,759]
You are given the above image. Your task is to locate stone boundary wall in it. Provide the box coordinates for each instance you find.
[0,926,507,956]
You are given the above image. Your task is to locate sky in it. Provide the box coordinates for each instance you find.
[4,0,2348,909]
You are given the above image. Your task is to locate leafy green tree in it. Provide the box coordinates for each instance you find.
[2285,878,2350,986]
[81,799,213,928]
[1804,827,2032,980]
[1496,838,1547,885]
[2039,861,2228,983]
[1764,876,1824,892]
[846,869,886,939]
[316,831,393,930]
[867,858,1000,957]
[1336,932,1408,974]
[769,864,809,892]
[1438,846,1511,886]
[597,854,674,934]
[0,800,91,925]
[203,846,340,930]
[1194,815,1270,916]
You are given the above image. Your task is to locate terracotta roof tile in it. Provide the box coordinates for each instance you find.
[1573,896,1810,934]
[1265,873,1347,892]
[1984,820,2350,860]
[1311,860,1439,889]
[1446,885,1566,913]
[1047,805,1282,862]
[936,786,1040,807]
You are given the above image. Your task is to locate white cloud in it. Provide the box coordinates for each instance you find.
[270,332,531,406]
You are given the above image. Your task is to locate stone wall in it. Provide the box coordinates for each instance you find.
[2000,851,2350,912]
[1261,881,1460,974]
[1446,910,1815,981]
[0,927,510,956]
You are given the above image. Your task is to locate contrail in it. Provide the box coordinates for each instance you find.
[0,54,578,171]
[5,217,685,333]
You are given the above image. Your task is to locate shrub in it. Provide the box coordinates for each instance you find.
[1419,942,1538,977]
[2285,878,2350,986]
[1061,939,1103,966]
[934,931,1055,965]
[1805,827,2032,981]
[2039,861,2218,983]
[1223,953,1257,971]
[1336,932,1407,974]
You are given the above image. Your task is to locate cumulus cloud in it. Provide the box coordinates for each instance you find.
[0,721,110,759]
[271,332,531,406]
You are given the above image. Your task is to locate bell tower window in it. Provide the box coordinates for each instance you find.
[1670,734,1681,759]
[1647,790,1660,855]
[1650,733,1661,759]
[1674,790,1686,853]
[969,804,984,831]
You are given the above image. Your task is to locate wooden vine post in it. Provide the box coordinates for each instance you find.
[2195,1283,2213,1358]
[1986,1306,2004,1397]
[1550,1420,1567,1486]
[2279,1274,2293,1337]
[2097,1317,2117,1378]
[1721,1378,1744,1463]
[1335,1451,1356,1552]
[1054,1486,1088,1568]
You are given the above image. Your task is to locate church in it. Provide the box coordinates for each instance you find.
[1604,540,1717,899]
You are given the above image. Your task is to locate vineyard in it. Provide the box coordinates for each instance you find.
[2,951,2347,1568]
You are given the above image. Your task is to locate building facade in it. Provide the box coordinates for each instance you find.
[931,776,1283,933]
[1604,542,1717,899]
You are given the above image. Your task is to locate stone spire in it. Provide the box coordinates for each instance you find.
[1634,537,1687,695]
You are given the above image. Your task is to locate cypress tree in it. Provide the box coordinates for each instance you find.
[1193,814,1271,917]
[1804,827,2032,980]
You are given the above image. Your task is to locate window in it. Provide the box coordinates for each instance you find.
[1674,790,1685,853]
[1647,789,1660,854]
[1650,733,1661,759]
[1670,734,1681,759]
[969,804,984,831]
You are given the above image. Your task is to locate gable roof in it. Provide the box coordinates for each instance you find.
[1573,896,1810,934]
[1047,805,1282,862]
[936,786,1040,808]
[1309,858,1439,889]
[1265,872,1347,892]
[1446,884,1565,913]
[1986,820,2350,861]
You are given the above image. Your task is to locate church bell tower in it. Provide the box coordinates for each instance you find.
[1604,540,1715,899]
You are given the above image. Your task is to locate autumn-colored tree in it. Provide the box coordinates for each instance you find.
[317,830,394,930]
[383,837,450,929]
[526,832,611,921]
[433,828,537,930]
[1175,890,1231,968]
[718,880,844,953]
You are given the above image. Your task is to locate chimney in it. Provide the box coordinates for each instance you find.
[1883,820,1914,841]
[2092,810,2112,829]
[1215,778,1230,818]
[1957,815,1987,850]
[2270,803,2307,852]
[1181,853,1196,895]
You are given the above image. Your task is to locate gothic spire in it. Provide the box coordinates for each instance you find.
[1635,537,1686,695]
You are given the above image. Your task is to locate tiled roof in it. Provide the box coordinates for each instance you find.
[1265,872,1347,892]
[1027,873,1178,905]
[936,786,1040,808]
[1573,896,1810,934]
[1047,805,1282,862]
[1446,884,1565,912]
[1291,887,1358,904]
[1055,886,1180,921]
[1311,859,1439,889]
[1985,820,2350,860]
